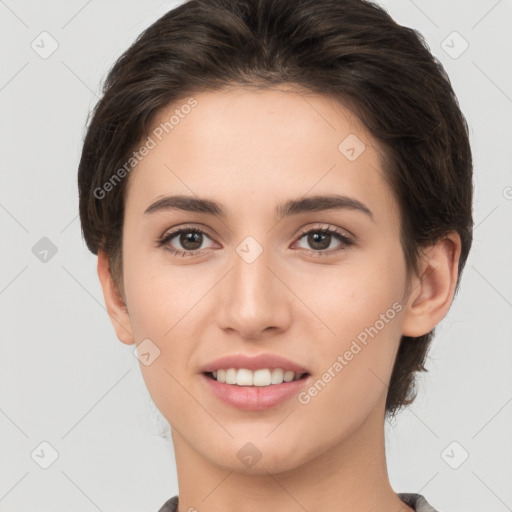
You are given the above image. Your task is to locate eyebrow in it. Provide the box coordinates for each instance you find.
[144,194,374,222]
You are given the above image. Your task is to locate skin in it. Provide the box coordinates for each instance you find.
[98,86,461,512]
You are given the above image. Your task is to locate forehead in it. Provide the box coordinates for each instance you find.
[124,87,398,225]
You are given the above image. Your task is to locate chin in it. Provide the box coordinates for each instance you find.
[204,437,311,476]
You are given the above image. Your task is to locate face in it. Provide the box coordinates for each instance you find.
[119,86,411,473]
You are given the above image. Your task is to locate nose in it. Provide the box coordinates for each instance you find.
[215,244,292,341]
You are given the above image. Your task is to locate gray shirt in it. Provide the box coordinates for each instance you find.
[157,492,440,511]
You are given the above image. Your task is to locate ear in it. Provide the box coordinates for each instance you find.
[97,250,135,345]
[401,232,461,337]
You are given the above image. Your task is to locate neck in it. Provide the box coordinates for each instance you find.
[171,398,413,512]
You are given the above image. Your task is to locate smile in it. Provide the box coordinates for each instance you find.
[202,371,310,411]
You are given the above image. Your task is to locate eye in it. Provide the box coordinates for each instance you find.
[157,224,354,257]
[157,225,216,257]
[293,226,354,256]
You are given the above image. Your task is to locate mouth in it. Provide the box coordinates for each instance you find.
[199,353,311,410]
[201,368,311,411]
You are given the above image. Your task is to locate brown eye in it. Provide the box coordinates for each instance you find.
[158,227,215,257]
[295,227,354,255]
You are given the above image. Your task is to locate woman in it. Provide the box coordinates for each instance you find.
[78,0,473,510]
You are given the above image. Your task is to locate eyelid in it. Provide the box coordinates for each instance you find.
[159,222,354,242]
[158,223,216,242]
[294,222,354,241]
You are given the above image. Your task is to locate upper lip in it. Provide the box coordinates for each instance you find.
[200,353,309,374]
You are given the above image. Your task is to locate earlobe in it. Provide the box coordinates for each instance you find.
[401,232,461,338]
[97,250,135,345]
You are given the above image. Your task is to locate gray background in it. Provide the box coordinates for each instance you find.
[1,1,511,511]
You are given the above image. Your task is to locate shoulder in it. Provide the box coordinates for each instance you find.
[158,493,441,512]
[156,495,179,512]
[398,492,442,512]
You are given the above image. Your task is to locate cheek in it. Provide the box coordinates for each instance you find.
[122,266,197,422]
[124,232,406,371]
[293,250,406,401]
[122,245,205,340]
[293,247,405,340]
[121,247,215,403]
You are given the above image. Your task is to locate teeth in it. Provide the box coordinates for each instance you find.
[226,368,238,384]
[271,368,284,384]
[237,368,253,386]
[209,368,305,386]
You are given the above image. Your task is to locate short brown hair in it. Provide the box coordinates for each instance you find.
[78,0,473,418]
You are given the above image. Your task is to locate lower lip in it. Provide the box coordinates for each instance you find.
[201,373,310,411]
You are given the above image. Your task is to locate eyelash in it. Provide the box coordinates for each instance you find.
[156,224,355,258]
